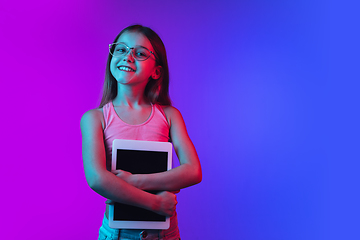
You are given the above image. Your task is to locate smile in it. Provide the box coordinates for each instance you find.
[118,66,135,72]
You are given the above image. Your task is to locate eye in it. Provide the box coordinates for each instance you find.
[135,50,146,57]
[134,48,149,59]
[115,45,127,54]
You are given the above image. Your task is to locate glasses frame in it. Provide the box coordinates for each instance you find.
[109,43,158,62]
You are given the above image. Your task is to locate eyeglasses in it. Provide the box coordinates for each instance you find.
[109,43,157,61]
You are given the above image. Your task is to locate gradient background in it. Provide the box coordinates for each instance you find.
[1,0,359,239]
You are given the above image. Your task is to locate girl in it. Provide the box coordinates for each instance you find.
[80,25,202,240]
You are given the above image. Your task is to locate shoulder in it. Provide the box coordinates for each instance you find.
[80,108,105,131]
[159,105,184,128]
[160,105,181,116]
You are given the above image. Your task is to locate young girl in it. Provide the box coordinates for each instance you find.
[80,25,202,240]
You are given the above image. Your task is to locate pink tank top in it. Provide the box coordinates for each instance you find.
[102,102,170,170]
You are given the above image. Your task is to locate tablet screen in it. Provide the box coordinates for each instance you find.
[114,149,168,222]
[109,139,172,229]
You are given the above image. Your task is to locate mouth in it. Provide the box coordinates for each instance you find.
[117,65,135,72]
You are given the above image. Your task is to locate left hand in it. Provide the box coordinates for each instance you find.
[112,169,137,187]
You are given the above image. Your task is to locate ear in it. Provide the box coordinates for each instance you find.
[151,66,162,80]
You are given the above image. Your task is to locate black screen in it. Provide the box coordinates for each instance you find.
[114,149,168,222]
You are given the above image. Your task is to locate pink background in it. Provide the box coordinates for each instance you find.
[1,0,359,239]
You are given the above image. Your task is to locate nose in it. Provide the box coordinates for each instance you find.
[123,49,135,62]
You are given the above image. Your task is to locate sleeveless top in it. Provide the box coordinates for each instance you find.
[102,101,170,170]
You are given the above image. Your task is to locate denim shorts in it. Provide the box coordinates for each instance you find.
[98,213,180,240]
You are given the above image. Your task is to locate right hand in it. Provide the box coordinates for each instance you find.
[156,191,177,217]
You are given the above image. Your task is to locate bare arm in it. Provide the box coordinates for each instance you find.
[80,109,176,216]
[119,106,202,191]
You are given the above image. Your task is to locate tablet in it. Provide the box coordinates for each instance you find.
[109,139,172,229]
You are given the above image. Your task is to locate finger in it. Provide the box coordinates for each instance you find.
[111,170,123,175]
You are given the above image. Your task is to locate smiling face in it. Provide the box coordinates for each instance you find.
[110,31,160,88]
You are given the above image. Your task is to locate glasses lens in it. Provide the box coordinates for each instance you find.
[133,46,151,60]
[111,43,128,56]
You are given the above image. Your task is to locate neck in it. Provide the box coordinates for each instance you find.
[113,84,149,107]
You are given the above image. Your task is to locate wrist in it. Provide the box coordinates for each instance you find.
[133,174,144,189]
[150,194,161,212]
